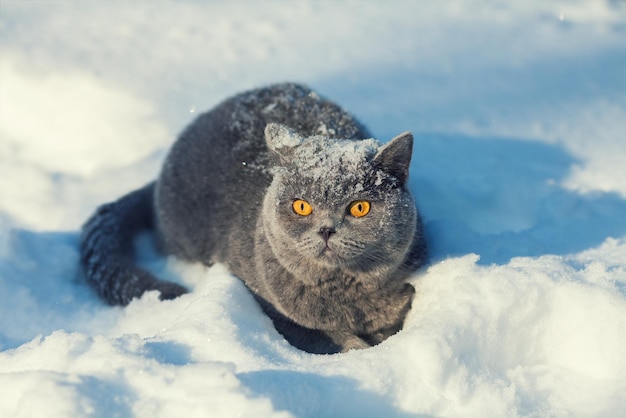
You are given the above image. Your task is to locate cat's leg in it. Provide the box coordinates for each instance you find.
[359,283,416,346]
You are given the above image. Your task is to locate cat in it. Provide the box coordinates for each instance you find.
[80,83,427,354]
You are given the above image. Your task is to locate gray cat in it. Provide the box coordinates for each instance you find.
[80,83,427,353]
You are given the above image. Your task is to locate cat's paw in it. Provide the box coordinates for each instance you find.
[340,336,372,352]
[325,331,371,352]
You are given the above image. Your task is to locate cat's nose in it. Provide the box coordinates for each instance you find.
[319,227,336,242]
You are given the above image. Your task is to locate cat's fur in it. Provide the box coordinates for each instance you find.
[81,83,427,354]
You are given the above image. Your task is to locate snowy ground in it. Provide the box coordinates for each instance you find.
[1,1,626,417]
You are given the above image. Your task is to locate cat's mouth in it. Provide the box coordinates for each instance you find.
[321,245,334,254]
[318,244,342,265]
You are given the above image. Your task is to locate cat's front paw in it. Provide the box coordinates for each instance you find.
[325,330,371,352]
[340,336,372,352]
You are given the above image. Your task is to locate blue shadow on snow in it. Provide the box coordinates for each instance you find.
[409,133,626,264]
[238,369,427,418]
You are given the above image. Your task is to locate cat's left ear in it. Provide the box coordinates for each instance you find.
[265,123,303,159]
[373,132,413,184]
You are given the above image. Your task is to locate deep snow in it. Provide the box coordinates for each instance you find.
[1,1,625,417]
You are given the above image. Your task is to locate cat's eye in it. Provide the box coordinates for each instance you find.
[292,199,313,216]
[349,200,371,218]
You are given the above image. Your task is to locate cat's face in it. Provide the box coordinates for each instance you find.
[262,124,417,282]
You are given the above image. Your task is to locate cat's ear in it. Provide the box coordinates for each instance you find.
[265,123,303,159]
[373,132,413,184]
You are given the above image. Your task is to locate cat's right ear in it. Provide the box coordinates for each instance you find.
[264,123,303,159]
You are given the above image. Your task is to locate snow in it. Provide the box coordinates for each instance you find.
[1,1,625,417]
[265,124,304,150]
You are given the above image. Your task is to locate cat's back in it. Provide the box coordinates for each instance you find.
[155,83,370,264]
[160,83,369,191]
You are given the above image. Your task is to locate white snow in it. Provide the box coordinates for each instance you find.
[265,123,304,150]
[1,1,625,417]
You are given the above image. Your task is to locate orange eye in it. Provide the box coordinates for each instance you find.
[292,199,313,216]
[349,200,371,218]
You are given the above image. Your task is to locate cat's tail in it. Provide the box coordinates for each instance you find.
[80,182,188,305]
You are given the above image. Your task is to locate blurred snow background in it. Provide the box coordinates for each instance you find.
[1,1,625,417]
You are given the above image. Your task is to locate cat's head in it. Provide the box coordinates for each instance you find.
[262,123,418,284]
